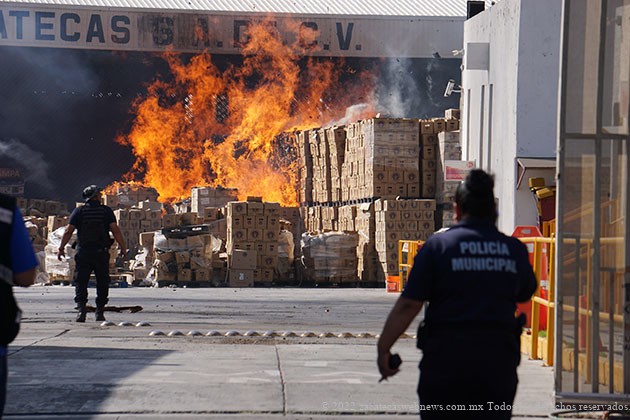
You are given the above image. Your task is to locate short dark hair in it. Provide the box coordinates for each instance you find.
[455,169,496,220]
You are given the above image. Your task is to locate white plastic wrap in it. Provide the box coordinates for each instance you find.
[300,231,358,281]
[44,227,77,278]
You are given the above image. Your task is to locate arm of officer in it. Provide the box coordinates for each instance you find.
[14,267,37,287]
[377,296,424,379]
[109,222,127,257]
[57,225,75,260]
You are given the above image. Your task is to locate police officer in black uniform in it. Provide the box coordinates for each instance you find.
[57,185,127,322]
[377,169,536,420]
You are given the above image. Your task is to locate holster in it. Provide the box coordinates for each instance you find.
[416,320,430,350]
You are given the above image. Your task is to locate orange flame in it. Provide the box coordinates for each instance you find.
[116,19,376,206]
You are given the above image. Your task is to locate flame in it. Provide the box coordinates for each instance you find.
[116,19,377,206]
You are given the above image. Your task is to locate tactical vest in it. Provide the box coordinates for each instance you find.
[0,194,21,345]
[77,203,110,249]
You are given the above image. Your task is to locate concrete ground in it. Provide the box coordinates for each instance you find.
[4,286,555,419]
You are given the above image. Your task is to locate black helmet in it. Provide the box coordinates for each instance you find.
[82,185,102,202]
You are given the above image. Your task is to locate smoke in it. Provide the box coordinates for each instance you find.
[0,139,54,192]
[328,103,371,126]
[375,57,420,118]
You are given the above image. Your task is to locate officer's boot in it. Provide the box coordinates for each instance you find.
[76,303,87,323]
[95,306,106,322]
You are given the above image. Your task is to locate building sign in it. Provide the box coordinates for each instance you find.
[444,160,475,181]
[0,4,464,57]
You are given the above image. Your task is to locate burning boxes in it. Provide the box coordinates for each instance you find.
[191,186,238,217]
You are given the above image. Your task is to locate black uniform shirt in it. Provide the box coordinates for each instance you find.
[69,201,116,251]
[402,218,537,329]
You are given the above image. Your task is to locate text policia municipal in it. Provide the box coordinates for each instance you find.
[451,241,518,274]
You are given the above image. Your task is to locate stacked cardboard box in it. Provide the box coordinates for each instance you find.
[152,232,217,283]
[437,130,463,228]
[354,203,380,282]
[340,122,361,201]
[115,208,163,250]
[301,231,359,284]
[226,199,281,286]
[420,121,440,198]
[326,126,346,202]
[296,130,314,204]
[18,198,68,218]
[191,186,238,217]
[375,199,436,278]
[363,118,420,199]
[104,185,159,209]
[310,129,332,203]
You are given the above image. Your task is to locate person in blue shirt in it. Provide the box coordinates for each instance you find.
[377,169,536,420]
[57,185,126,323]
[0,195,38,418]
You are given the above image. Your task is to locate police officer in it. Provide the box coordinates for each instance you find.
[57,185,126,322]
[377,169,536,420]
[0,193,38,417]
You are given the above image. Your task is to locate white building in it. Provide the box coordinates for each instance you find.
[460,0,562,234]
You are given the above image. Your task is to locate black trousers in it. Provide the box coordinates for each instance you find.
[417,330,520,420]
[73,248,110,308]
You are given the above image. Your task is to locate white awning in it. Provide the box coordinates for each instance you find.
[516,157,556,189]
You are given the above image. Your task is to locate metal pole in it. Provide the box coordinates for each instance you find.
[555,0,571,397]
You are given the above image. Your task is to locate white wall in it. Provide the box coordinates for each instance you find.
[461,0,562,234]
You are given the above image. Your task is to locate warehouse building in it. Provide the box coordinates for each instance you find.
[0,0,484,203]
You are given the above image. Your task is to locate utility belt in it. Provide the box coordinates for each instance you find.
[417,315,526,350]
[77,246,110,254]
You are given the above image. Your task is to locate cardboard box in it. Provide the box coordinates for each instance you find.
[420,120,434,134]
[410,199,437,211]
[423,146,436,160]
[139,232,154,249]
[228,269,254,287]
[264,202,281,215]
[259,254,278,268]
[247,202,264,214]
[264,229,279,242]
[433,118,446,133]
[446,120,459,131]
[247,228,263,242]
[162,214,179,228]
[230,249,257,270]
[230,228,248,242]
[255,216,267,229]
[444,109,460,120]
[422,134,438,146]
[47,216,68,233]
[178,268,192,281]
[193,268,211,281]
[227,201,248,217]
[175,251,190,265]
[261,268,274,282]
[156,251,175,263]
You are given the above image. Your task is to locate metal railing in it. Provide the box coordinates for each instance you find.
[519,236,556,366]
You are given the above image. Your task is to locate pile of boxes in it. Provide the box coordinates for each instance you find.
[115,208,163,250]
[191,186,238,217]
[150,231,219,284]
[375,198,436,278]
[301,231,359,284]
[294,115,462,285]
[103,185,159,209]
[226,198,281,287]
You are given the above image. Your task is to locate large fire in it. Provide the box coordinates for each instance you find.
[116,20,377,206]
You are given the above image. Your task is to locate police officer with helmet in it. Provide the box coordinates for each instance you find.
[57,185,127,322]
[377,169,536,419]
